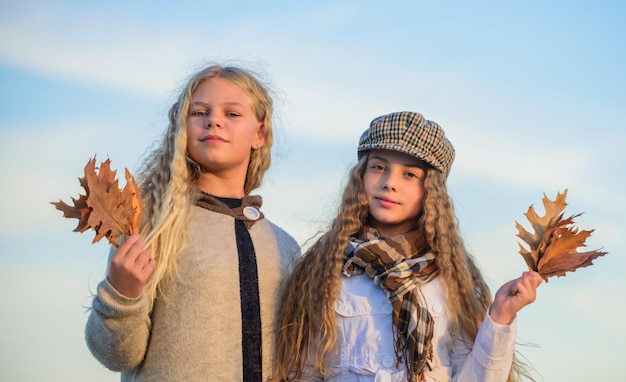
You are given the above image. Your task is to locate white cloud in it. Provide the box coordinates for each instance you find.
[0,14,185,98]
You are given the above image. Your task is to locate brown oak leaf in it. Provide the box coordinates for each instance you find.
[515,189,607,281]
[51,156,143,247]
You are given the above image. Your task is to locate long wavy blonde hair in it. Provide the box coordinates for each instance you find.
[131,64,274,302]
[272,154,528,382]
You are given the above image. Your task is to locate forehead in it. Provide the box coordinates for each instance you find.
[191,77,251,103]
[367,149,426,167]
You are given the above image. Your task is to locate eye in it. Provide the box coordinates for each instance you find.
[404,169,425,180]
[405,172,418,179]
[189,109,208,117]
[225,111,241,117]
[369,164,385,172]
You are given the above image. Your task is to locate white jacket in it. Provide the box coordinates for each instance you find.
[302,273,516,382]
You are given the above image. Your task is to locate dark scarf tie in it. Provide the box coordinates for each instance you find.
[196,192,265,381]
[343,228,439,382]
[195,192,264,228]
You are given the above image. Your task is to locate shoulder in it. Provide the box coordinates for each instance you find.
[251,216,296,245]
[257,217,301,262]
[189,205,232,223]
[266,219,298,244]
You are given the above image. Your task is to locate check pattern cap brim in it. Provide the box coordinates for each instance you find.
[358,111,455,176]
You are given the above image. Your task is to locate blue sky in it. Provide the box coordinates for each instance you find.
[1,1,624,381]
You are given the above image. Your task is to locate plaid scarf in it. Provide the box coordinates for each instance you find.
[343,228,438,382]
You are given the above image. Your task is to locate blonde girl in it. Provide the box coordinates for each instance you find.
[85,64,300,381]
[273,111,541,382]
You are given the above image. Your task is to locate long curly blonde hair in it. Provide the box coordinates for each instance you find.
[272,154,527,382]
[132,64,274,302]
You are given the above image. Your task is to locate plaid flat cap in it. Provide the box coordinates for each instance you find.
[358,111,455,176]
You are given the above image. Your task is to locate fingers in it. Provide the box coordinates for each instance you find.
[522,271,544,288]
[518,271,543,295]
[137,252,157,281]
[112,235,152,270]
[491,271,542,324]
[108,234,155,298]
[114,234,145,262]
[511,271,541,305]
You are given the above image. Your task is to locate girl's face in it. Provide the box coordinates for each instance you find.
[186,77,266,180]
[363,149,426,237]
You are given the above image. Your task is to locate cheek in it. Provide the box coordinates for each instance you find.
[362,174,376,197]
[184,125,198,156]
[185,137,194,156]
[412,186,426,211]
[186,118,200,134]
[184,123,194,145]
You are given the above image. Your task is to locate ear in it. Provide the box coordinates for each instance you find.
[252,122,267,149]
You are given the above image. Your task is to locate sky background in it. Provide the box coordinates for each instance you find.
[1,1,624,381]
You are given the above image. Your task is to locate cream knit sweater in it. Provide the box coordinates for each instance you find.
[85,204,300,381]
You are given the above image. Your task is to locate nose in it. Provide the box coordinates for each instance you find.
[381,171,397,191]
[205,113,222,129]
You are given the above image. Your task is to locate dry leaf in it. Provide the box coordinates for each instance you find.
[515,189,607,281]
[51,156,143,247]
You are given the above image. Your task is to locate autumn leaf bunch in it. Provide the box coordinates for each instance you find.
[515,189,607,281]
[51,157,143,247]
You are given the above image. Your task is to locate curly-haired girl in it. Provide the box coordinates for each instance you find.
[273,111,541,382]
[85,64,300,381]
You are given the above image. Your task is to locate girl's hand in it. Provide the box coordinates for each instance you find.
[489,271,543,325]
[107,234,156,298]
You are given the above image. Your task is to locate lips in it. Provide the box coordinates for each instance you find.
[199,134,226,143]
[375,196,399,208]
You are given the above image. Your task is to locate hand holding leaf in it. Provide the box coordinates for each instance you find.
[51,156,143,247]
[515,189,607,281]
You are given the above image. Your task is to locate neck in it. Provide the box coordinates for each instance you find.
[368,220,419,239]
[196,172,246,198]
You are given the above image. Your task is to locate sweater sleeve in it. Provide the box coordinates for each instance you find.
[450,308,517,382]
[85,278,152,372]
